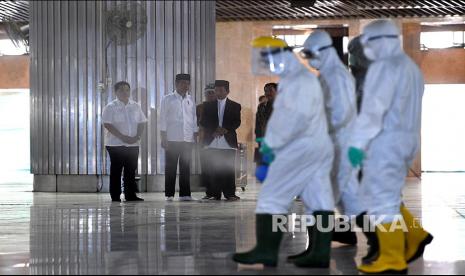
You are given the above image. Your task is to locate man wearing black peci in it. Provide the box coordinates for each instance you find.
[200,80,242,201]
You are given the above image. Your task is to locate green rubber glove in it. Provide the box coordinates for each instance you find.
[259,142,273,156]
[256,138,275,163]
[348,147,365,168]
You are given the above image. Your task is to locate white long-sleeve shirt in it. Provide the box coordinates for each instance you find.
[160,91,199,143]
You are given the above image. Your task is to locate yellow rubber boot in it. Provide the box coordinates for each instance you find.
[358,223,408,275]
[401,205,434,263]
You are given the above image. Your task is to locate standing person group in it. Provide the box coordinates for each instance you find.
[234,19,433,274]
[159,76,242,202]
[103,75,242,204]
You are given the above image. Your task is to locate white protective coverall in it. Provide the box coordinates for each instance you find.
[255,51,335,215]
[349,20,425,224]
[304,31,365,216]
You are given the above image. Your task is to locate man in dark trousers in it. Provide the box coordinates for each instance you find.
[196,83,217,200]
[200,80,242,201]
[102,81,147,202]
[160,74,199,202]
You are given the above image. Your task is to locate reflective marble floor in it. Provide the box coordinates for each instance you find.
[0,173,465,275]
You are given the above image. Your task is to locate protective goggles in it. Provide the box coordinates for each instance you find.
[367,34,399,41]
[299,45,332,59]
[361,34,399,45]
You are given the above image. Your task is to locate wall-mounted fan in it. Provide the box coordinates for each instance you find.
[99,2,148,90]
[105,2,147,47]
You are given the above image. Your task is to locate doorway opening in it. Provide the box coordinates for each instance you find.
[0,89,32,191]
[422,84,465,172]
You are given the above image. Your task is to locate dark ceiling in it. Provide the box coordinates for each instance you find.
[0,1,464,23]
[0,1,28,22]
[216,0,465,21]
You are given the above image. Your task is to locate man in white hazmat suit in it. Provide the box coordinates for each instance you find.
[232,36,335,269]
[303,30,364,225]
[287,30,379,265]
[347,20,433,274]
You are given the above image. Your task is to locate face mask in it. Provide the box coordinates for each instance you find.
[309,58,322,70]
[363,45,377,61]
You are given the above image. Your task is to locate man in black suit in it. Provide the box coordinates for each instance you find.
[254,83,277,164]
[255,83,277,140]
[200,80,242,201]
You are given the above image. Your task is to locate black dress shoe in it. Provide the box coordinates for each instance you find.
[112,199,121,202]
[125,196,144,202]
[202,196,221,201]
[226,195,241,202]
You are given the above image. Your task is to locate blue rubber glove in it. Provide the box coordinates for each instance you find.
[262,152,275,164]
[348,147,365,168]
[256,165,269,182]
[259,141,275,162]
[255,138,275,182]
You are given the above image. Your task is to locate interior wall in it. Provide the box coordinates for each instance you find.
[420,49,465,84]
[0,56,29,89]
[401,22,465,85]
[216,18,464,175]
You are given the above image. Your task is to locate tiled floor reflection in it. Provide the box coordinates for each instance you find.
[0,174,465,274]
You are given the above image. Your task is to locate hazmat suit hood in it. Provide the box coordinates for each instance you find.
[362,37,402,61]
[361,20,403,61]
[303,30,334,70]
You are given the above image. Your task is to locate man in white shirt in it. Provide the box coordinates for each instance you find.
[200,80,242,201]
[160,74,199,202]
[102,81,147,202]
